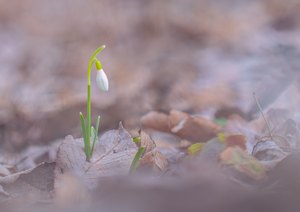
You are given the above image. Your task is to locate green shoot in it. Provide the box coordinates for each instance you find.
[129,147,145,174]
[132,136,141,143]
[91,115,100,154]
[79,112,88,157]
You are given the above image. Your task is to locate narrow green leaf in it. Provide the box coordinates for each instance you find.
[79,112,88,157]
[91,126,96,139]
[129,147,145,174]
[91,116,100,154]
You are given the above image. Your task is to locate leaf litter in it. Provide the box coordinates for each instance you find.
[2,94,300,212]
[1,106,300,211]
[2,1,300,211]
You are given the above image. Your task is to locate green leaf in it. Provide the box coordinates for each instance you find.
[91,115,100,154]
[79,112,88,157]
[91,126,96,139]
[132,136,141,143]
[129,147,145,174]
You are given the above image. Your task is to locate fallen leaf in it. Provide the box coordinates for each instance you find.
[223,114,258,153]
[140,150,168,172]
[55,122,138,189]
[141,110,220,143]
[251,115,300,168]
[132,131,169,173]
[168,110,189,128]
[138,130,156,153]
[0,162,55,204]
[252,140,288,169]
[170,110,220,142]
[16,141,60,171]
[224,134,247,150]
[220,147,266,180]
[141,111,170,132]
[148,131,182,149]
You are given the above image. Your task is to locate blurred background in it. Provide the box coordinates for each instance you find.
[1,0,300,151]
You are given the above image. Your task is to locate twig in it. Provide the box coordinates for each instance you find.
[253,92,273,140]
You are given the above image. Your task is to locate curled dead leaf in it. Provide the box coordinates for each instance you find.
[138,130,156,153]
[251,114,300,169]
[252,140,288,169]
[134,130,169,173]
[140,150,168,172]
[220,147,266,181]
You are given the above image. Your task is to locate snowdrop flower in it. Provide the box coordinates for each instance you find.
[96,69,109,91]
[95,59,108,91]
[80,45,108,161]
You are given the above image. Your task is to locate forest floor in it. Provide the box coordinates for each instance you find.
[1,0,300,211]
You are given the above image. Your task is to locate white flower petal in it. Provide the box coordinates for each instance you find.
[96,69,109,91]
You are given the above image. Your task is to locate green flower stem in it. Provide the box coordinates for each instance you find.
[87,84,91,159]
[85,45,106,161]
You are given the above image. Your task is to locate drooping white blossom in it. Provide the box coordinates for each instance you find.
[96,69,109,91]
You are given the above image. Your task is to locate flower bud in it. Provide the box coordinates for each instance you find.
[96,69,109,91]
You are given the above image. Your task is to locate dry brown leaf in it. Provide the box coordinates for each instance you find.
[141,111,170,132]
[142,110,220,143]
[16,142,60,171]
[0,162,55,203]
[224,134,247,150]
[168,110,189,128]
[55,122,138,189]
[170,110,220,142]
[140,150,168,172]
[134,130,169,173]
[220,147,266,181]
[138,130,156,153]
[148,131,184,164]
